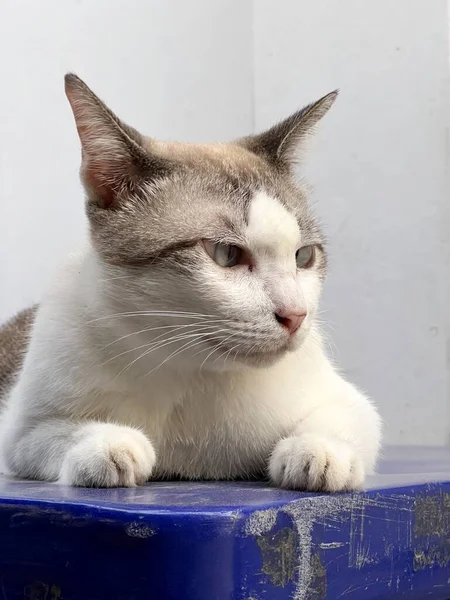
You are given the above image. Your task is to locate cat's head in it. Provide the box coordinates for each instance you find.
[65,74,336,370]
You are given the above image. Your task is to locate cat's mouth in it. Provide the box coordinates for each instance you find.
[224,329,306,367]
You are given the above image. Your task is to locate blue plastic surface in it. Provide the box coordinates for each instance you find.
[0,446,449,599]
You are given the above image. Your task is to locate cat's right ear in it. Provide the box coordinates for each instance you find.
[65,74,171,209]
[237,91,338,172]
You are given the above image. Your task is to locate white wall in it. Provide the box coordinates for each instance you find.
[1,0,449,445]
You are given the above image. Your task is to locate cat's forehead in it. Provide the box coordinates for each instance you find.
[140,139,323,250]
[150,138,312,219]
[246,192,301,255]
[148,139,269,174]
[89,139,323,266]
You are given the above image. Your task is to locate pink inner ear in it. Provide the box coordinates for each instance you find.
[83,159,116,209]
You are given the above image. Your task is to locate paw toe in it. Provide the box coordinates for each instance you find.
[270,434,365,492]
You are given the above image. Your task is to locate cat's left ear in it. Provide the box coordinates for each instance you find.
[237,91,338,171]
[65,73,171,209]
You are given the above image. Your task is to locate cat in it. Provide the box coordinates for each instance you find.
[0,74,381,490]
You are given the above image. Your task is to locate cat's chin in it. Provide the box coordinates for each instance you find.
[240,351,287,368]
[200,332,309,371]
[226,345,289,369]
[244,338,306,367]
[186,344,287,372]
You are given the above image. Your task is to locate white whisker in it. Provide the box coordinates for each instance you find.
[104,325,224,369]
[84,310,220,326]
[100,319,231,351]
[115,328,231,377]
[146,335,221,377]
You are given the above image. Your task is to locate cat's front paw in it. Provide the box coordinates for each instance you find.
[269,433,364,492]
[59,424,156,487]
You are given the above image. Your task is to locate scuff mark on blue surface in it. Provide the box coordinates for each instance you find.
[244,487,450,600]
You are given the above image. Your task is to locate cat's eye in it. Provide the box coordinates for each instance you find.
[296,245,315,269]
[203,241,243,268]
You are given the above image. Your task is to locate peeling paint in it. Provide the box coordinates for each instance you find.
[412,491,450,571]
[23,582,61,600]
[246,493,414,600]
[256,527,296,587]
[283,496,355,600]
[414,543,450,570]
[245,508,278,537]
[244,489,450,599]
[125,521,155,538]
[309,553,326,599]
[319,542,345,549]
[414,492,450,538]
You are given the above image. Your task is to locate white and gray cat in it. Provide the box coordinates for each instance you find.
[0,75,381,489]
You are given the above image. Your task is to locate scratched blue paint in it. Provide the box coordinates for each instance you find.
[0,446,447,599]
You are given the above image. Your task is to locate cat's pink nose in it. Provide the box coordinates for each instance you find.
[275,311,306,335]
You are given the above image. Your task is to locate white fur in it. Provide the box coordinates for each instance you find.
[246,192,312,324]
[59,423,156,487]
[247,191,300,261]
[0,192,382,490]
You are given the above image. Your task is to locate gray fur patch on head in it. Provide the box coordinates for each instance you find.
[86,140,325,270]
